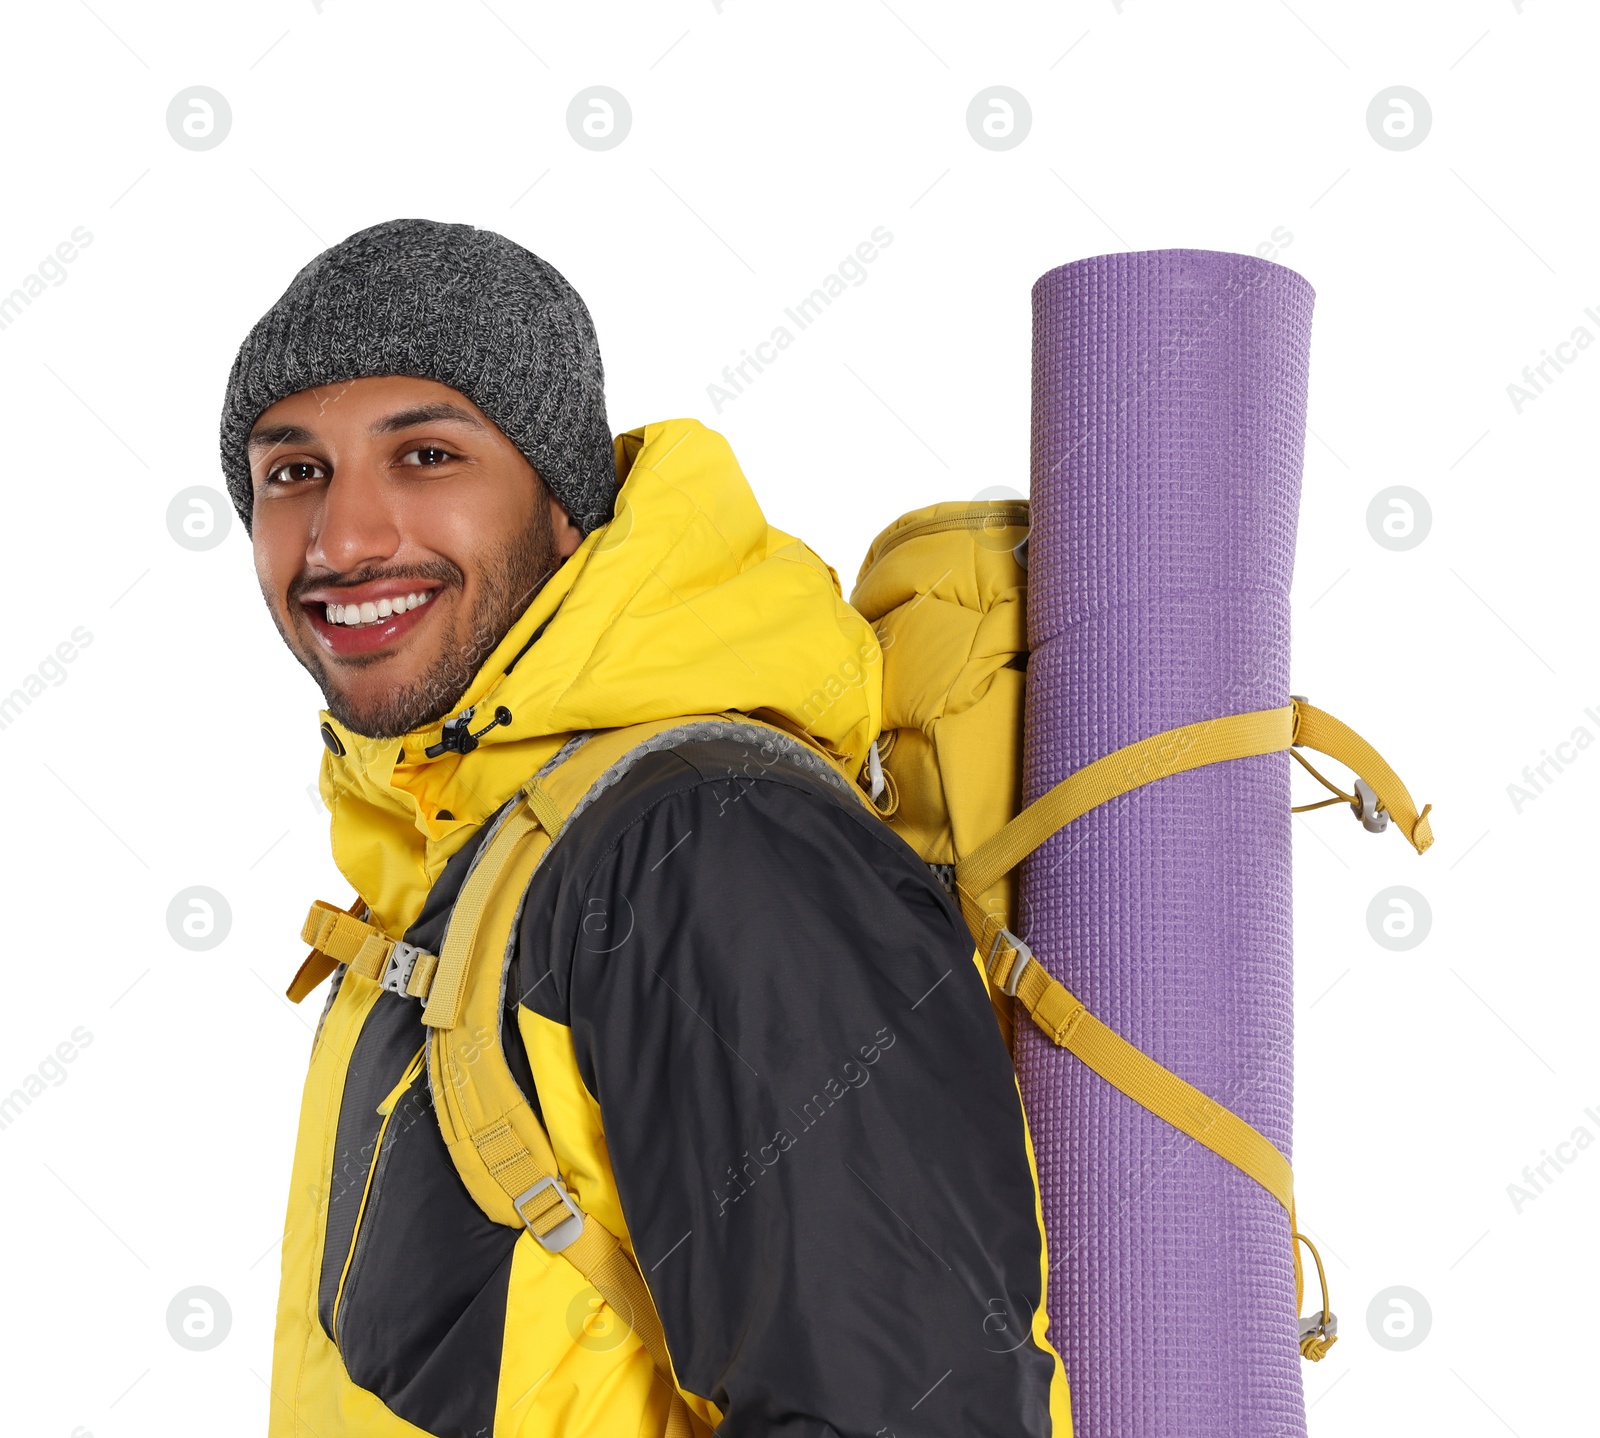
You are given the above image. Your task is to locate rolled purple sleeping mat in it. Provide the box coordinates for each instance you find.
[1017,249,1315,1437]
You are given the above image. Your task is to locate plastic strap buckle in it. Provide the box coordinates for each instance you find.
[865,738,886,802]
[1299,1308,1337,1342]
[1293,694,1391,837]
[379,941,427,998]
[514,1175,585,1252]
[986,925,1036,998]
[1352,779,1390,835]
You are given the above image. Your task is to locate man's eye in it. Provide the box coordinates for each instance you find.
[264,460,327,485]
[399,446,457,467]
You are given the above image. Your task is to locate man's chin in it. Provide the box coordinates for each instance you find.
[281,610,454,741]
[303,648,461,743]
[322,689,452,743]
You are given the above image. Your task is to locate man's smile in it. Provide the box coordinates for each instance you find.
[297,579,445,659]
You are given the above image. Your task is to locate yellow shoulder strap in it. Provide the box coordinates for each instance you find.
[432,711,852,1436]
[293,717,778,1434]
[425,778,711,1438]
[426,715,740,1438]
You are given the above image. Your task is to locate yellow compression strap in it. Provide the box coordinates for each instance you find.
[1293,701,1433,854]
[955,698,1431,1362]
[955,699,1431,922]
[954,699,1434,1175]
[984,930,1294,1214]
[956,705,1297,915]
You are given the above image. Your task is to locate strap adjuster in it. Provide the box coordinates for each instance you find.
[1299,1308,1337,1342]
[985,924,1035,998]
[1352,778,1390,834]
[514,1175,585,1252]
[380,941,426,997]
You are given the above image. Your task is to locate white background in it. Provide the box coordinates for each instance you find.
[0,1,1591,1434]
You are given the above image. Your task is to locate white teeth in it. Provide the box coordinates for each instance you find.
[322,590,433,627]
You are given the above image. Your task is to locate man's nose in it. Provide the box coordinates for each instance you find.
[306,456,402,575]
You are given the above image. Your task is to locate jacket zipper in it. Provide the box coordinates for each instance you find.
[869,502,1031,561]
[331,1042,427,1345]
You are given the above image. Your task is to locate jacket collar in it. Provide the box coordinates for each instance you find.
[317,418,883,935]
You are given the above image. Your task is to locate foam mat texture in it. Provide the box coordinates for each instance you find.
[1019,249,1315,1437]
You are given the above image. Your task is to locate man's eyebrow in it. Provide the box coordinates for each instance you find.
[248,423,314,452]
[369,402,489,435]
[246,402,489,453]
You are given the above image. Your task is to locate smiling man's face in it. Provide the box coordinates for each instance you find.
[249,374,586,739]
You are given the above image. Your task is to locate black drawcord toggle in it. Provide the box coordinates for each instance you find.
[424,705,512,758]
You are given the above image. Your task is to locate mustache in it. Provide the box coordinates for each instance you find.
[287,559,463,602]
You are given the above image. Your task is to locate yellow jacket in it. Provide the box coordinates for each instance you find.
[270,418,1071,1435]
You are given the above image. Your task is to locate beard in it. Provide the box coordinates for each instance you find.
[271,499,561,740]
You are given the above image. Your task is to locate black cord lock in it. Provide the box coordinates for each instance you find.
[424,705,513,758]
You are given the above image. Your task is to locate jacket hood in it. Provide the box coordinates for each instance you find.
[318,417,883,935]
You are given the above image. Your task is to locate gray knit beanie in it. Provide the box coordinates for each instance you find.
[218,217,615,536]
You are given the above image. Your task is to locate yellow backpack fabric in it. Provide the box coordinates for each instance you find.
[847,500,1032,1049]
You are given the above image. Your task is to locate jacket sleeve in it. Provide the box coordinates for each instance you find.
[560,759,1061,1436]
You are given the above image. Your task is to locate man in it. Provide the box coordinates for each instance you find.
[224,218,1071,1435]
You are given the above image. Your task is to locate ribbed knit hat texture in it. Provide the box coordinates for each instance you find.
[218,218,614,536]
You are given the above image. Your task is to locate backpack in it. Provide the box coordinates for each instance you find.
[846,496,1434,1365]
[288,500,1432,1427]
